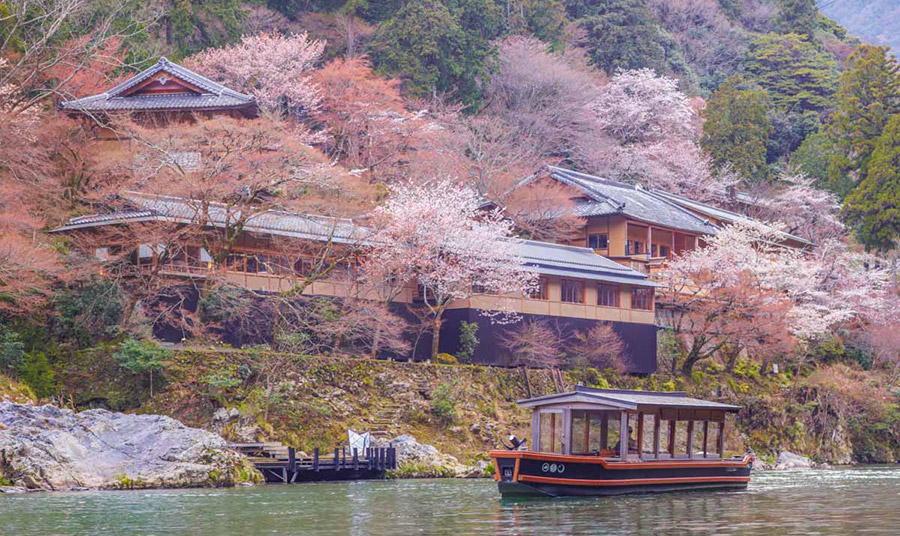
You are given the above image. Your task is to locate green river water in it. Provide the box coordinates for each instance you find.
[2,466,900,535]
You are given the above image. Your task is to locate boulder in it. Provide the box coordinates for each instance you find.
[0,402,260,491]
[773,451,815,470]
[374,434,489,478]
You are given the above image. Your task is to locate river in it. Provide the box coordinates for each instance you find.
[2,466,900,535]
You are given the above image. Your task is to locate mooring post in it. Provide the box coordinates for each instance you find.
[353,447,359,471]
[367,448,372,470]
[288,446,296,475]
[313,447,320,472]
[334,448,340,471]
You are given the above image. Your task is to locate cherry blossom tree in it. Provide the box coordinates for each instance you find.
[660,221,888,373]
[363,180,538,360]
[185,33,325,127]
[761,174,845,244]
[571,324,627,370]
[592,68,694,144]
[498,319,563,368]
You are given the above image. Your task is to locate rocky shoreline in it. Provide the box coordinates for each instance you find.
[0,403,259,492]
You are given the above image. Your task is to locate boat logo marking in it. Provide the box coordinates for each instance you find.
[542,463,565,474]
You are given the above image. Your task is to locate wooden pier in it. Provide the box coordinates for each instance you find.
[230,442,397,483]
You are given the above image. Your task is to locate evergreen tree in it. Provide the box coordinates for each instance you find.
[574,0,689,78]
[369,0,504,108]
[775,0,818,37]
[745,33,839,113]
[701,77,773,183]
[828,45,900,193]
[843,114,900,252]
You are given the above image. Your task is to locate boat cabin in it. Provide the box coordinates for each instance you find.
[519,386,741,461]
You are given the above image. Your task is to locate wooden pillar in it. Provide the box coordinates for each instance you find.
[550,413,556,453]
[619,411,629,459]
[671,231,676,259]
[652,413,661,459]
[667,419,676,456]
[600,412,609,450]
[717,420,726,458]
[648,226,653,257]
[562,409,572,455]
[531,410,540,452]
[636,412,644,460]
[702,421,709,458]
[583,412,590,454]
[686,420,694,459]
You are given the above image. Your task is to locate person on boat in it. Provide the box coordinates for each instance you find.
[613,426,638,455]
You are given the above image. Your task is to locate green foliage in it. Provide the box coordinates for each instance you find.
[506,0,567,50]
[701,76,773,183]
[113,338,171,396]
[745,33,839,114]
[575,0,689,78]
[828,45,900,194]
[775,0,818,37]
[456,321,479,363]
[766,110,820,166]
[369,0,503,108]
[790,130,836,186]
[17,351,58,399]
[0,326,25,373]
[113,338,169,375]
[167,0,249,57]
[843,114,900,252]
[54,279,125,347]
[430,381,459,423]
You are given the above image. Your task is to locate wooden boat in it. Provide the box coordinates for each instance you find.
[490,386,753,497]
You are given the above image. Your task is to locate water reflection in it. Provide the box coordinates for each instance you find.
[2,467,900,535]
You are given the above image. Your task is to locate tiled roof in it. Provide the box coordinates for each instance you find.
[518,240,657,287]
[55,193,654,287]
[548,166,718,235]
[55,192,360,244]
[518,386,742,411]
[648,189,813,246]
[59,57,256,113]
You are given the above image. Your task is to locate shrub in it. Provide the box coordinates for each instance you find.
[434,353,458,365]
[0,327,25,373]
[112,338,171,397]
[17,351,58,399]
[456,322,479,363]
[430,381,459,424]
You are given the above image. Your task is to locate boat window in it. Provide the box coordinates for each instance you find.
[538,411,563,454]
[571,411,611,454]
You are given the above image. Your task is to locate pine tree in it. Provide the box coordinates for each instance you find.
[843,114,900,252]
[745,33,839,113]
[828,45,900,193]
[701,77,773,183]
[775,0,819,37]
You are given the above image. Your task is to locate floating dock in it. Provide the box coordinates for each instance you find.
[229,442,397,483]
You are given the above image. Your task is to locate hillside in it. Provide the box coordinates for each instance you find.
[822,0,900,53]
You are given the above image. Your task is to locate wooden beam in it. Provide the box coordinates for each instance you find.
[550,412,556,453]
[636,412,644,459]
[702,421,709,458]
[583,412,590,454]
[619,411,629,459]
[562,409,572,455]
[531,410,540,452]
[653,413,661,459]
[687,420,694,459]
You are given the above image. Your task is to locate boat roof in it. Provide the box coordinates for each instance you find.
[517,386,741,412]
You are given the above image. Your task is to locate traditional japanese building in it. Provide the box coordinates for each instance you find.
[528,166,811,276]
[55,192,660,373]
[59,57,258,125]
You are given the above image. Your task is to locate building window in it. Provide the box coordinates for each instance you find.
[597,283,619,307]
[588,233,608,250]
[631,287,653,310]
[627,240,644,255]
[527,277,549,300]
[659,245,670,258]
[561,279,584,303]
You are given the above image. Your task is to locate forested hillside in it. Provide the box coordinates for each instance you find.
[1,0,899,461]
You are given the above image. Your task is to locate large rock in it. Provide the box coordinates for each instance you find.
[773,451,815,470]
[373,434,490,478]
[0,402,259,491]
